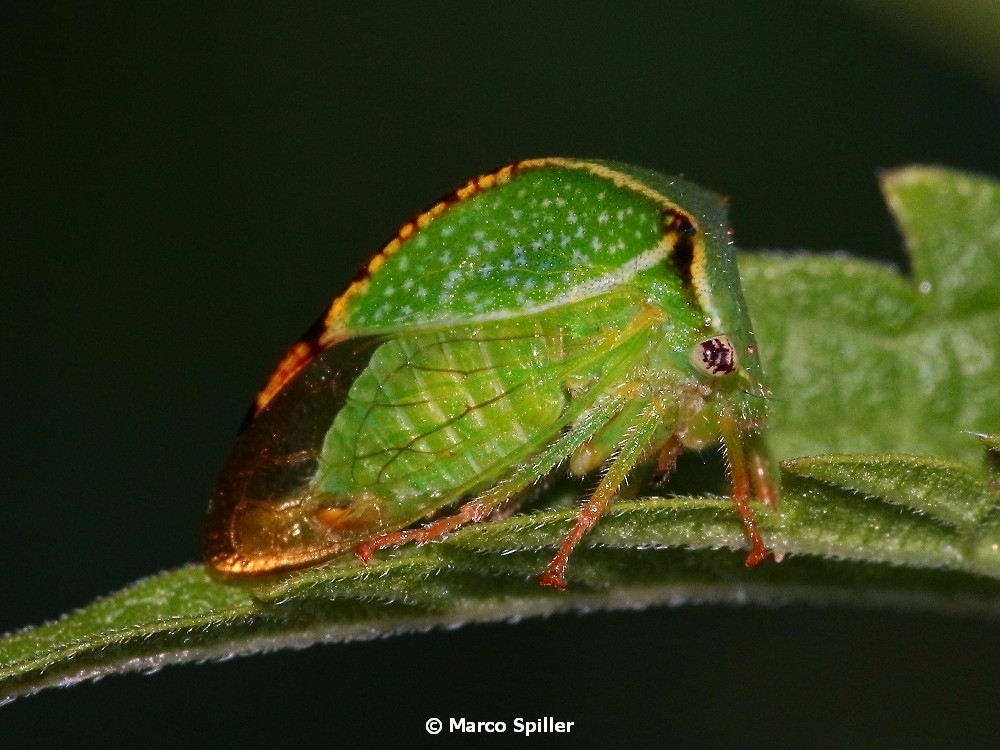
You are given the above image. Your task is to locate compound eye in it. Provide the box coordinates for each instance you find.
[690,335,738,377]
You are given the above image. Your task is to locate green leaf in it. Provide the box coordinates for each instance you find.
[739,166,1000,463]
[782,453,996,528]
[884,166,1000,317]
[2,165,998,703]
[3,479,1000,703]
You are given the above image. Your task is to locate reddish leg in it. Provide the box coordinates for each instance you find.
[719,411,770,567]
[355,496,498,564]
[538,479,617,590]
[653,433,683,483]
[540,403,663,590]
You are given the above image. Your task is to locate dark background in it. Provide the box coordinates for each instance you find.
[3,3,999,747]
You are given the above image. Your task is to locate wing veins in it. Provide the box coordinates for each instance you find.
[352,382,529,485]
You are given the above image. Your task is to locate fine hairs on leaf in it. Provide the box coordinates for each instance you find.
[0,165,998,703]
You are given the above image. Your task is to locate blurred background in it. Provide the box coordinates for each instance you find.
[3,2,999,746]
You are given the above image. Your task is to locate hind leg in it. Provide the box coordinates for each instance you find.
[355,391,630,564]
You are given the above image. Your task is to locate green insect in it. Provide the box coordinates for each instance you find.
[204,158,777,589]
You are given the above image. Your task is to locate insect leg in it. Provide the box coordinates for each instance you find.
[718,407,770,566]
[652,433,683,483]
[744,432,779,507]
[355,391,632,564]
[353,495,499,564]
[539,401,664,590]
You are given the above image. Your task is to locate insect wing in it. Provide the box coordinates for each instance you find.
[204,336,383,574]
[206,293,649,574]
